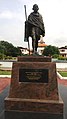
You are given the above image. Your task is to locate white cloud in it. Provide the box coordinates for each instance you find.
[0,36,5,41]
[0,10,13,19]
[0,10,23,21]
[53,37,67,48]
[0,0,67,47]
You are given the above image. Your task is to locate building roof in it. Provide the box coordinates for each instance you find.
[18,47,28,50]
[38,39,47,47]
[38,43,47,47]
[59,47,67,49]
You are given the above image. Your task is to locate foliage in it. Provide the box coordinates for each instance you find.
[4,56,12,60]
[0,53,6,59]
[42,45,60,56]
[0,41,21,57]
[58,56,67,60]
[52,54,59,58]
[0,53,3,59]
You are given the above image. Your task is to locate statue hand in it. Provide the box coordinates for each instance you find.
[42,32,45,37]
[25,21,28,25]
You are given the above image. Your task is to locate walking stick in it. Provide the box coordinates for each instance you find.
[24,5,30,55]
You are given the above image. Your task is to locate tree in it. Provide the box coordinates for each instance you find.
[42,45,60,57]
[0,41,21,57]
[0,43,5,54]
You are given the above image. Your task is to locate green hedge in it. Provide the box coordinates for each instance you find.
[58,56,67,60]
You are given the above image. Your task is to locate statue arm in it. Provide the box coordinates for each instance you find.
[39,14,45,36]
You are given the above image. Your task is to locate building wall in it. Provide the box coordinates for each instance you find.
[37,47,44,55]
[59,48,67,57]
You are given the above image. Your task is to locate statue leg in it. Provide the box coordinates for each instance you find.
[32,27,38,54]
[32,27,36,53]
[35,37,38,51]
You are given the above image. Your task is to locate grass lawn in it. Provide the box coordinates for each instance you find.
[58,71,67,77]
[0,70,11,75]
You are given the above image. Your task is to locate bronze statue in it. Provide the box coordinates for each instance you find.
[24,4,45,54]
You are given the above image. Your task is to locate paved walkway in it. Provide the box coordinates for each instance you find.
[0,78,11,93]
[0,86,10,119]
[0,77,67,119]
[58,78,67,86]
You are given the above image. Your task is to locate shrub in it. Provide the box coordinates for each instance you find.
[52,54,59,58]
[58,56,66,60]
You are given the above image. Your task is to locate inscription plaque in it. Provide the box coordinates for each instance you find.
[19,68,48,83]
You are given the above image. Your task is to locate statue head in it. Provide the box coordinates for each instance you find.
[32,4,39,12]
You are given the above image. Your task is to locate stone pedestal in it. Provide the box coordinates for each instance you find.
[5,56,64,119]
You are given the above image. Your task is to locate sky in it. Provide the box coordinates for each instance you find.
[0,0,67,48]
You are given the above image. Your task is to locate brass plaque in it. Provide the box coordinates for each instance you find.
[19,68,48,83]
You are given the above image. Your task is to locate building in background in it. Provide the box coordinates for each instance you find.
[19,37,47,55]
[59,47,67,57]
[19,47,32,55]
[18,47,29,55]
[37,38,47,55]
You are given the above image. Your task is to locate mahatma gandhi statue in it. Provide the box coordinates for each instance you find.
[24,4,45,54]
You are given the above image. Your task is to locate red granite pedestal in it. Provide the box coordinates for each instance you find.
[5,56,64,119]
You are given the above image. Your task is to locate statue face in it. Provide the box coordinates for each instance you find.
[33,7,38,13]
[33,4,39,13]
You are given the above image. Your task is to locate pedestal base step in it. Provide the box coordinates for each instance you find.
[5,97,63,114]
[5,110,63,119]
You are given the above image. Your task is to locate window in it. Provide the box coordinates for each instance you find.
[60,49,65,52]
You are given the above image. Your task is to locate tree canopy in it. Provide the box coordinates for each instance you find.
[0,41,21,57]
[42,45,60,57]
